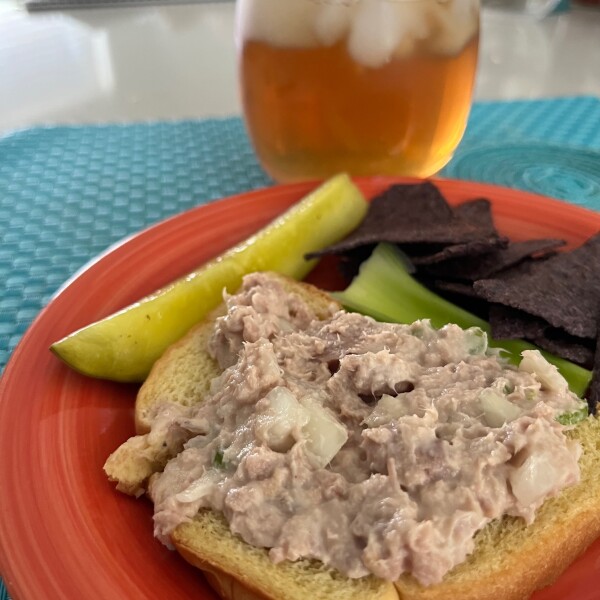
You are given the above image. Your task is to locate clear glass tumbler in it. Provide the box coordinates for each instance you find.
[236,0,480,182]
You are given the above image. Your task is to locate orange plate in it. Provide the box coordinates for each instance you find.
[0,177,599,600]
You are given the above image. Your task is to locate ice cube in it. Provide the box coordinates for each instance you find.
[316,2,356,46]
[238,0,319,48]
[431,0,479,55]
[348,0,434,67]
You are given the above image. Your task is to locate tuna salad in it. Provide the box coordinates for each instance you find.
[145,273,584,585]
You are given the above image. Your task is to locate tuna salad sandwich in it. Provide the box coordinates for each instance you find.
[105,272,600,600]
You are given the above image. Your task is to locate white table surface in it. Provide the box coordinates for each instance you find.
[1,0,599,134]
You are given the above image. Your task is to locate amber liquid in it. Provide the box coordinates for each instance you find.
[240,35,479,182]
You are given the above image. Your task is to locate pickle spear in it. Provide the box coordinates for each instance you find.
[51,174,367,382]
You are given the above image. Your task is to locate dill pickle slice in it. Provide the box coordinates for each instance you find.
[51,174,367,382]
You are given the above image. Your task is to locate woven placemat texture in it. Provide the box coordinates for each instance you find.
[1,95,600,599]
[446,96,600,205]
[0,117,270,375]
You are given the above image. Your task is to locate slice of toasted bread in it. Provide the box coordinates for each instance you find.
[106,272,600,600]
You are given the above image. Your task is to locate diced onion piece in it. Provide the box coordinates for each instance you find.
[519,350,568,393]
[255,388,347,465]
[364,394,412,427]
[509,452,562,507]
[255,387,310,452]
[300,397,348,468]
[480,388,522,428]
[175,469,222,503]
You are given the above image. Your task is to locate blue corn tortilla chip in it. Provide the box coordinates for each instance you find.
[406,198,509,265]
[533,331,594,370]
[409,236,509,266]
[453,198,497,234]
[307,181,597,382]
[426,279,490,321]
[336,246,376,280]
[430,279,478,299]
[473,233,600,339]
[306,184,503,259]
[488,304,548,340]
[489,304,594,369]
[422,239,565,280]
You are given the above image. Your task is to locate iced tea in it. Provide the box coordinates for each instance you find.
[237,0,480,182]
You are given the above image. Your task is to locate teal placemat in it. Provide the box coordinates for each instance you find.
[1,96,600,599]
[445,96,600,205]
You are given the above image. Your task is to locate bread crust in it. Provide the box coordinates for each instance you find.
[135,316,221,434]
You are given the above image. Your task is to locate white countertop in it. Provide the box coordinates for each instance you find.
[1,0,599,133]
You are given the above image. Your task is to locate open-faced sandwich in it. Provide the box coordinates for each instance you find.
[104,271,600,600]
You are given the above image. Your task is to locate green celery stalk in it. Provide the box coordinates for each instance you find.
[332,243,591,398]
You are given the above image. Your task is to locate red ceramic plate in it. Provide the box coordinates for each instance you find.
[1,177,599,600]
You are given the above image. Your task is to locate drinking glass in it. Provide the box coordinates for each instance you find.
[236,0,480,182]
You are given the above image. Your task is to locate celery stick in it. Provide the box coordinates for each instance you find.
[332,243,592,398]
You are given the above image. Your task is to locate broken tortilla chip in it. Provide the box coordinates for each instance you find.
[473,233,600,339]
[453,198,497,236]
[422,239,565,280]
[489,305,594,368]
[409,236,509,266]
